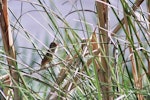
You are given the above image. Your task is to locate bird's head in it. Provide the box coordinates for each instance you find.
[49,42,58,52]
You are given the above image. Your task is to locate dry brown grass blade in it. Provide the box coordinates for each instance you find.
[148,0,150,31]
[0,0,20,99]
[0,74,11,97]
[90,28,98,50]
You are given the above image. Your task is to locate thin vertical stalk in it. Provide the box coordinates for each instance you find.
[147,0,150,77]
[96,1,111,100]
[0,0,20,99]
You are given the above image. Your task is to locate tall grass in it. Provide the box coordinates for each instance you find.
[0,0,150,100]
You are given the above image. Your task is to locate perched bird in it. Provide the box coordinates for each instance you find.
[41,42,58,68]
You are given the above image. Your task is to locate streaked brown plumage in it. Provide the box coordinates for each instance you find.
[41,42,58,68]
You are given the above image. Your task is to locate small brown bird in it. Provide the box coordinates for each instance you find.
[41,42,58,68]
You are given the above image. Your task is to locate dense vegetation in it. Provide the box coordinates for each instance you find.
[0,0,150,100]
